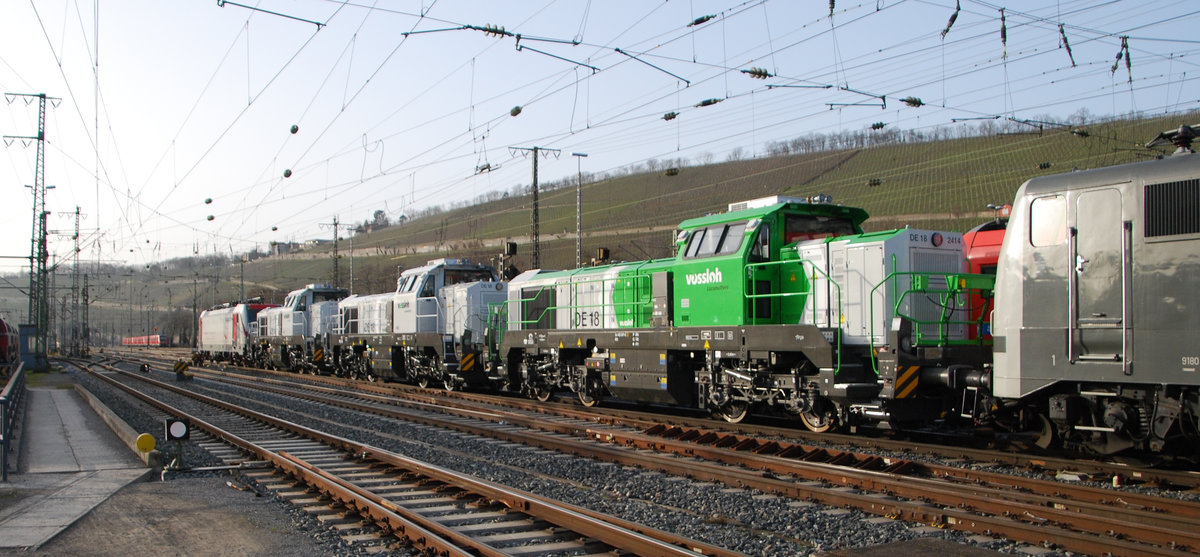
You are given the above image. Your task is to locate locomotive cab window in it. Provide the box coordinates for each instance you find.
[1030,195,1067,247]
[750,222,771,262]
[683,221,747,259]
[418,276,435,297]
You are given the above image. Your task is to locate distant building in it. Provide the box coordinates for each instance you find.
[270,241,302,256]
[303,239,332,249]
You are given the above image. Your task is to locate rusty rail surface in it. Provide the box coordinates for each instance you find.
[177,363,1200,557]
[145,348,1200,491]
[165,353,1200,490]
[82,361,737,557]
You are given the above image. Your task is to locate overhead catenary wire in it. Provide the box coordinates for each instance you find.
[9,1,1199,263]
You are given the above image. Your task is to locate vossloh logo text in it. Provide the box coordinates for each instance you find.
[685,268,723,286]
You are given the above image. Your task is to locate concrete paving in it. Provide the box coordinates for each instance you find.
[0,387,151,550]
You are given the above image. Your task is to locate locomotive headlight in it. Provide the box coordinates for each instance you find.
[676,230,690,243]
[746,218,761,232]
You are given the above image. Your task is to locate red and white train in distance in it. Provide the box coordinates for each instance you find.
[197,301,278,364]
[122,334,169,347]
[962,204,1010,339]
[0,316,18,369]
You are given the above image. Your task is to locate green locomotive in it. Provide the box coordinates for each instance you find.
[493,195,976,429]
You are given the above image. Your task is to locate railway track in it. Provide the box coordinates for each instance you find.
[80,359,737,556]
[117,354,1200,557]
[138,348,1200,490]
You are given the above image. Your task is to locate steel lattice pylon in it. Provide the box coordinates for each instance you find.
[6,92,59,368]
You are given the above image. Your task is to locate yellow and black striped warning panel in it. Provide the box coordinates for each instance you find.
[894,365,920,399]
[173,360,189,374]
[313,348,325,362]
[459,352,476,372]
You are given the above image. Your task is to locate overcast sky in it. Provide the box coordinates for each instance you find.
[0,0,1196,270]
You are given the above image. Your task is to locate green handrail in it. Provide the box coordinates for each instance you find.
[866,270,995,374]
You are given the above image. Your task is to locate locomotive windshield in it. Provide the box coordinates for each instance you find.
[683,221,747,259]
[398,275,416,293]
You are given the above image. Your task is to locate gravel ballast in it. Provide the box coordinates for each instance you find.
[74,363,1065,556]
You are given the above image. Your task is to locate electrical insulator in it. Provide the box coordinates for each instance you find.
[941,0,960,39]
[206,215,215,221]
[290,124,299,134]
[867,178,882,187]
[664,168,680,176]
[271,226,278,231]
[510,106,522,117]
[662,112,678,121]
[204,198,212,204]
[1059,24,1076,67]
[1038,162,1052,170]
[871,122,886,130]
[901,96,924,108]
[483,24,507,37]
[688,15,715,27]
[283,169,293,178]
[741,67,772,79]
[1071,129,1089,138]
[696,98,722,108]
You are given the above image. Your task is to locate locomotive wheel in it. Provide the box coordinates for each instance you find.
[1034,414,1055,450]
[444,378,457,392]
[417,376,430,389]
[799,402,836,433]
[717,401,750,423]
[578,377,603,407]
[533,385,553,402]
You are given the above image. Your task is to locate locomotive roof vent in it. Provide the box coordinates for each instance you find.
[728,194,833,212]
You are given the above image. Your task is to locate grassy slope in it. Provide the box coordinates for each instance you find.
[48,112,1200,341]
[252,114,1190,298]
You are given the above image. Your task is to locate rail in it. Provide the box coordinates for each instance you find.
[0,362,26,482]
[184,362,1198,557]
[88,362,724,556]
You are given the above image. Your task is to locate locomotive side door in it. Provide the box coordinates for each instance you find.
[415,273,440,332]
[1071,187,1130,372]
[747,221,778,324]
